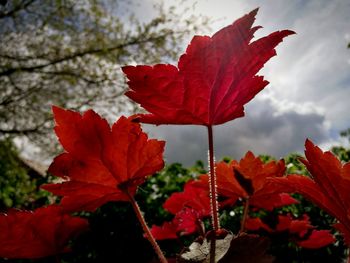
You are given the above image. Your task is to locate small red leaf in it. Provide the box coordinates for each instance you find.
[163,179,210,216]
[150,222,178,240]
[297,230,335,249]
[175,207,203,236]
[245,213,335,249]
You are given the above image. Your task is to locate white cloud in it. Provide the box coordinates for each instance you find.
[143,97,330,165]
[137,0,350,165]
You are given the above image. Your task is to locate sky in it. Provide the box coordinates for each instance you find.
[136,0,350,166]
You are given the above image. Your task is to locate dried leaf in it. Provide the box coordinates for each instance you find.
[178,232,233,263]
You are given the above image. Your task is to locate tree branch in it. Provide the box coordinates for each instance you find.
[0,126,44,135]
[0,34,170,77]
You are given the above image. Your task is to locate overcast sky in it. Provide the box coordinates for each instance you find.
[135,0,350,166]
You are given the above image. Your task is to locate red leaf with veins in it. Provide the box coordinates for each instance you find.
[151,179,210,240]
[216,152,298,210]
[122,9,294,125]
[42,106,165,212]
[271,139,350,246]
[163,179,210,216]
[0,205,88,259]
[175,207,203,236]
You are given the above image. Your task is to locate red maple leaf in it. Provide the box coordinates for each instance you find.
[150,207,205,240]
[175,207,205,236]
[42,106,165,212]
[0,205,88,259]
[150,178,210,240]
[150,221,178,240]
[271,139,350,246]
[163,178,210,216]
[245,214,335,249]
[122,9,294,126]
[215,152,298,210]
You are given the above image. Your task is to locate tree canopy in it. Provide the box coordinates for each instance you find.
[0,0,208,156]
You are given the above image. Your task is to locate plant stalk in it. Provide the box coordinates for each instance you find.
[207,125,220,263]
[207,125,220,230]
[240,198,250,233]
[126,191,168,263]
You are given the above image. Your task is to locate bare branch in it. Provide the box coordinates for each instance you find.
[0,33,170,77]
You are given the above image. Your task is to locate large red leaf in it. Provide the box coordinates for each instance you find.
[42,106,165,212]
[122,9,295,125]
[0,205,88,259]
[271,139,350,246]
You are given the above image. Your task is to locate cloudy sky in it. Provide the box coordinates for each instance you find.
[137,0,350,166]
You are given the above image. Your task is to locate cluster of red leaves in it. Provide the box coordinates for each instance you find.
[122,9,295,126]
[151,153,300,240]
[245,214,335,249]
[272,139,350,246]
[1,106,166,260]
[42,106,165,212]
[151,179,210,240]
[0,205,88,259]
[201,152,298,210]
[151,149,339,251]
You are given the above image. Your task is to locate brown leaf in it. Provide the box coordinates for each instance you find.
[219,233,274,263]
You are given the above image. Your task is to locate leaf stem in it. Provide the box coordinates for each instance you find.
[207,125,220,230]
[207,125,220,263]
[126,191,168,263]
[240,198,250,233]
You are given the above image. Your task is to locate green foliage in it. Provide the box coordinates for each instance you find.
[331,129,350,162]
[0,139,49,211]
[331,146,350,162]
[284,153,309,175]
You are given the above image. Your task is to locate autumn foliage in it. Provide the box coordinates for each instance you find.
[42,107,165,212]
[122,9,294,126]
[1,8,349,263]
